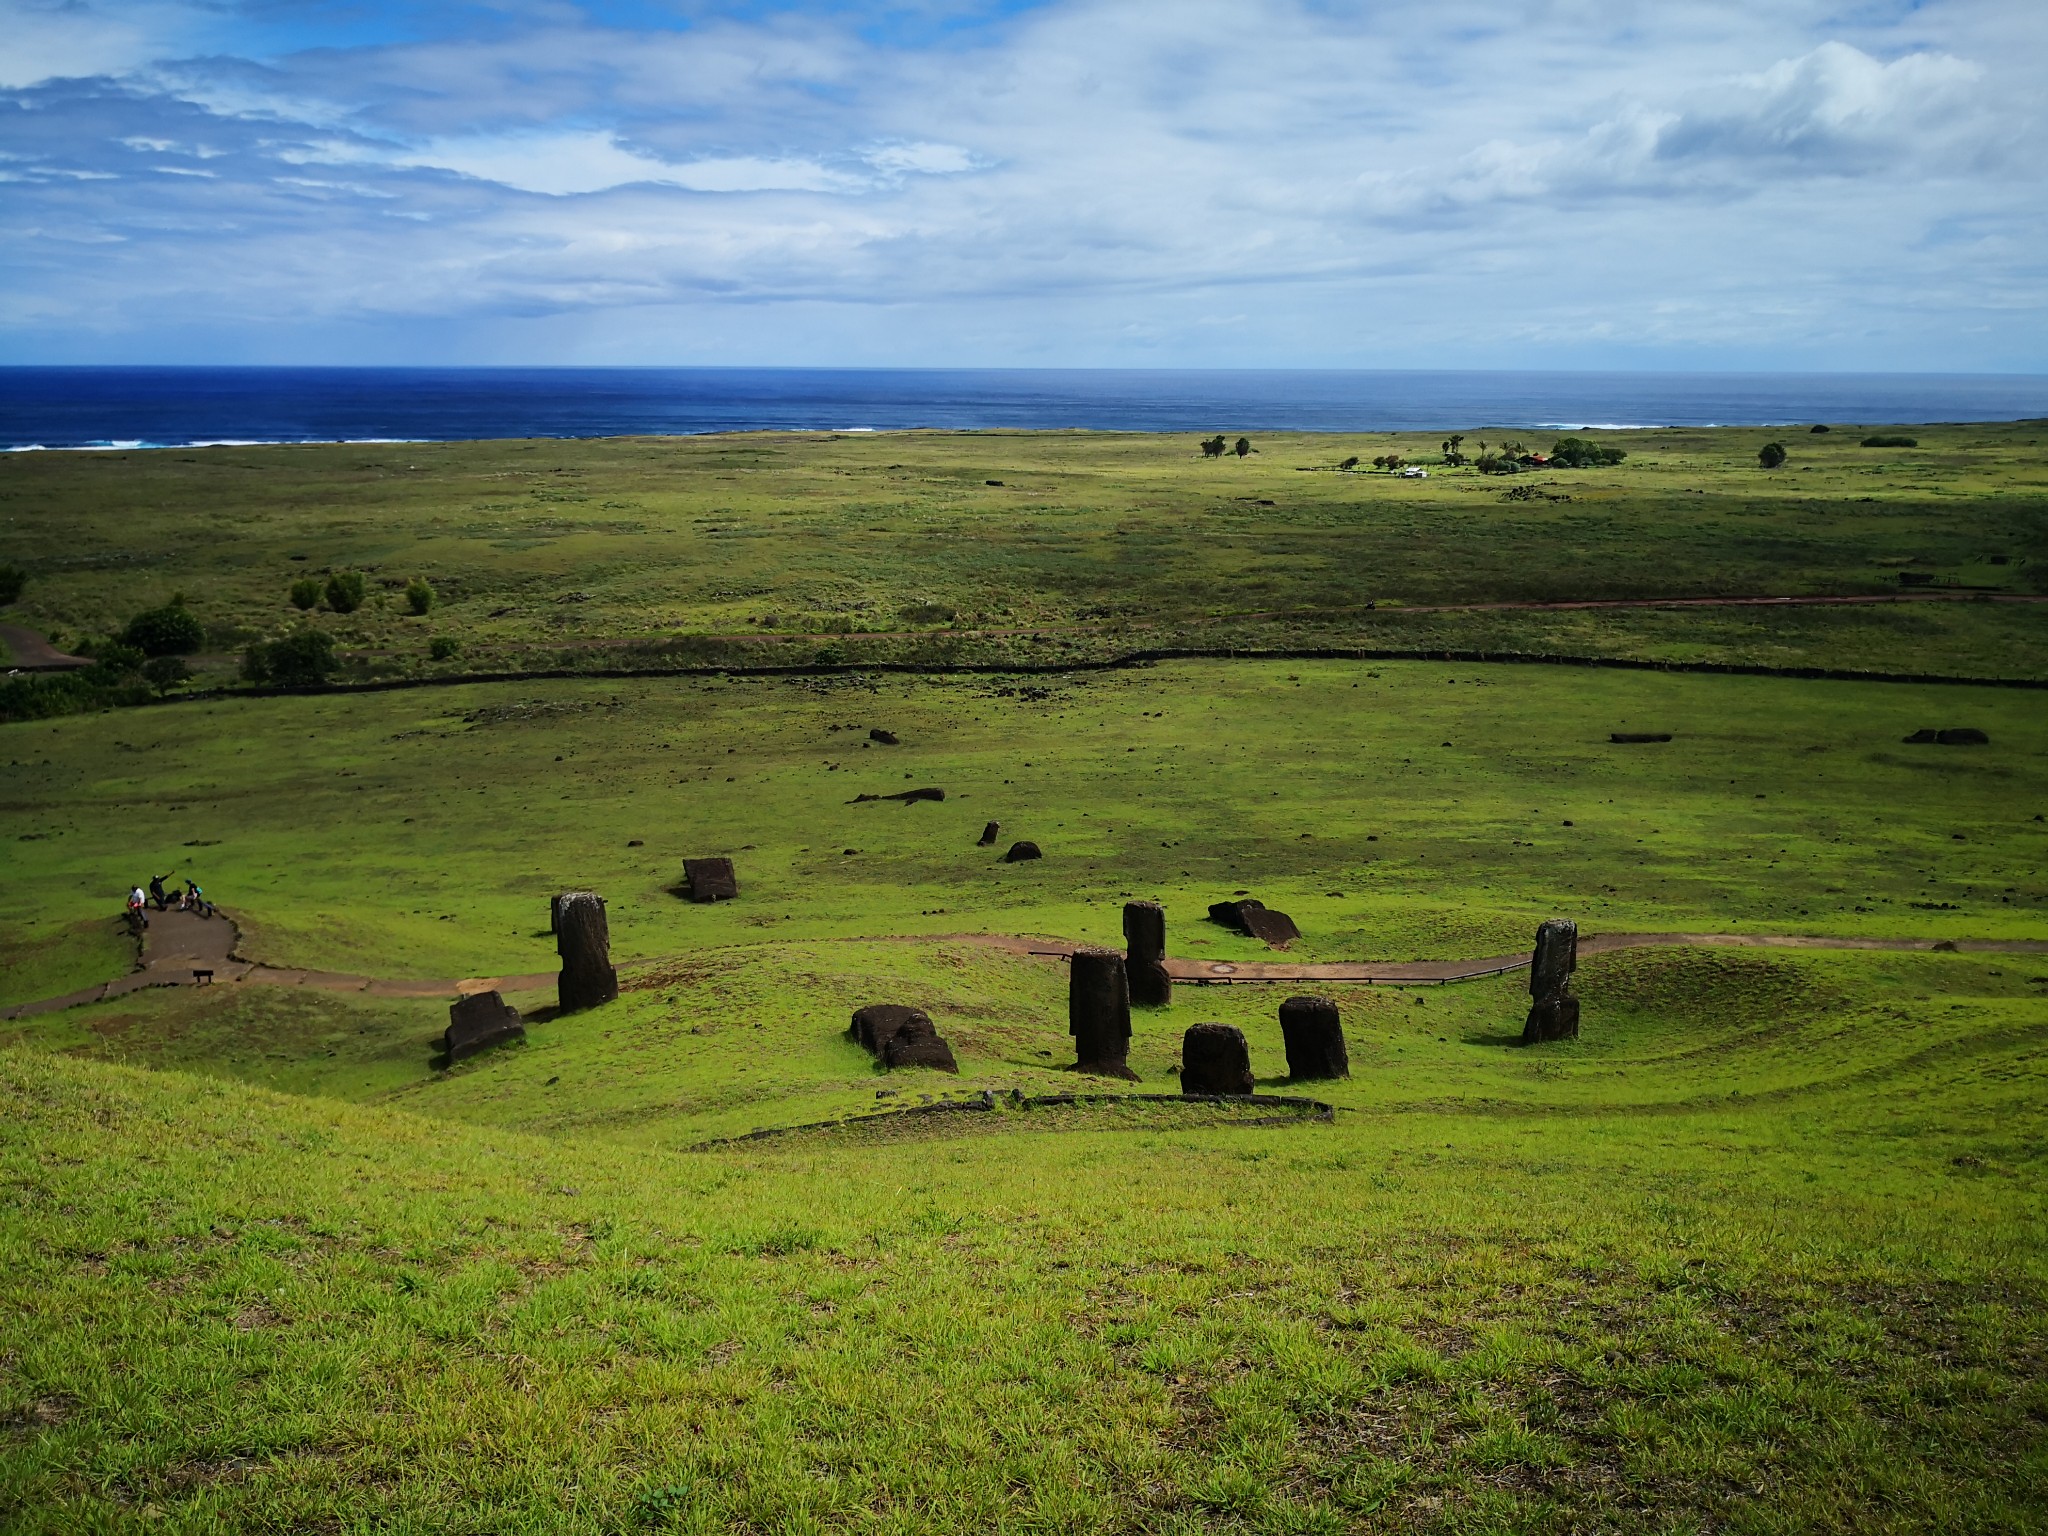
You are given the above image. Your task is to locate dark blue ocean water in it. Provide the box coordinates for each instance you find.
[2,367,2043,450]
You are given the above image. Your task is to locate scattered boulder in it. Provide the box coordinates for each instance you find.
[1522,918,1580,1044]
[1123,899,1172,1007]
[977,821,1001,847]
[1003,841,1042,863]
[683,857,740,902]
[849,1003,959,1073]
[869,728,899,745]
[442,991,524,1063]
[1279,995,1347,1079]
[1069,947,1136,1079]
[1208,898,1301,948]
[554,891,619,1014]
[850,787,945,804]
[1610,733,1672,744]
[1898,572,1935,586]
[1179,1023,1254,1096]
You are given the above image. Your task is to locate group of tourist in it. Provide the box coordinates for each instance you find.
[124,872,212,927]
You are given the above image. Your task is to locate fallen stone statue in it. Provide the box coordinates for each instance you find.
[442,990,524,1063]
[683,857,740,902]
[1522,917,1580,1044]
[1179,1022,1255,1096]
[554,891,619,1014]
[1207,897,1301,948]
[848,1003,959,1072]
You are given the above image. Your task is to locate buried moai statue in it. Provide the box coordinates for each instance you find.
[848,1003,959,1073]
[1069,946,1137,1080]
[683,857,739,902]
[977,821,1001,847]
[1179,1022,1255,1096]
[1123,900,1172,1007]
[554,891,619,1014]
[1522,918,1580,1043]
[1279,995,1348,1079]
[442,990,524,1063]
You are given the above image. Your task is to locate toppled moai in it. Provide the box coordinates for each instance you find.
[1610,732,1673,744]
[850,787,944,804]
[1903,728,1989,746]
[1069,946,1137,1079]
[1123,899,1172,1007]
[1003,841,1042,863]
[442,990,524,1063]
[1207,897,1301,948]
[1279,995,1348,1079]
[977,821,1000,847]
[869,728,899,745]
[1522,918,1580,1044]
[1179,1022,1254,1096]
[554,891,619,1014]
[849,1003,959,1073]
[683,857,739,902]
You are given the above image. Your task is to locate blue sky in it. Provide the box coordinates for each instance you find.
[1,0,2042,368]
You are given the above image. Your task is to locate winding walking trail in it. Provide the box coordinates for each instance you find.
[0,623,91,671]
[4,909,2041,1021]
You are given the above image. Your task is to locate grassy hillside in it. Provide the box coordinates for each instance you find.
[2,423,2044,686]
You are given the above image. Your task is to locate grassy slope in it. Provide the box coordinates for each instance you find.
[1,424,2044,683]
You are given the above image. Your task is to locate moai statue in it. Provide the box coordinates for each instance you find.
[1278,995,1348,1079]
[1123,900,1172,1007]
[977,821,1001,847]
[1179,1023,1254,1096]
[1522,918,1580,1043]
[1068,946,1136,1079]
[442,990,524,1063]
[554,891,619,1014]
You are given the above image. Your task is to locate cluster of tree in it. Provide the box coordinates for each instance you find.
[241,629,338,688]
[120,594,205,657]
[1439,434,1468,466]
[1198,436,1255,459]
[1545,436,1628,468]
[1371,454,1408,471]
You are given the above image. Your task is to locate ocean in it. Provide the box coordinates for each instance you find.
[2,367,2043,450]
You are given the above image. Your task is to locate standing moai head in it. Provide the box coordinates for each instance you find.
[1068,946,1136,1079]
[554,891,620,1014]
[1122,900,1172,1007]
[1523,918,1580,1044]
[977,821,1000,847]
[1278,995,1348,1079]
[1179,1022,1254,1097]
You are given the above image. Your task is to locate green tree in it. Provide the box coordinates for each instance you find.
[429,636,461,662]
[1199,435,1227,458]
[1758,442,1788,470]
[122,597,204,657]
[289,577,323,610]
[0,565,25,605]
[1233,437,1253,459]
[405,578,435,616]
[246,629,336,687]
[324,571,367,614]
[142,655,190,696]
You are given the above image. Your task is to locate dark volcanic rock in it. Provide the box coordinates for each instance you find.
[848,1003,959,1072]
[443,990,524,1062]
[1522,918,1579,1044]
[869,728,899,745]
[1209,898,1300,947]
[1069,946,1136,1079]
[1123,900,1172,1006]
[977,821,1001,847]
[1936,728,1989,745]
[1003,841,1042,863]
[1902,729,1940,743]
[1610,732,1673,744]
[554,891,620,1014]
[684,857,740,902]
[850,787,944,804]
[1279,995,1348,1079]
[1179,1022,1254,1096]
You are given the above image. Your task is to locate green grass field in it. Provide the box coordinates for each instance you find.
[3,429,2045,1531]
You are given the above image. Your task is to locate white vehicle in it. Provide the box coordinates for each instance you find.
[1399,466,1428,478]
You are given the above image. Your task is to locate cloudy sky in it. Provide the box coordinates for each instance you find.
[2,0,2043,368]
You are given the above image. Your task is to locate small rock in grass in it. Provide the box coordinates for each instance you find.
[1003,841,1042,862]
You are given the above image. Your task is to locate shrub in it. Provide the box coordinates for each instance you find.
[0,565,25,605]
[324,571,367,613]
[142,655,190,696]
[89,642,146,680]
[245,629,336,688]
[289,577,323,610]
[1475,453,1520,475]
[1861,434,1918,448]
[1548,436,1628,468]
[405,578,435,616]
[1758,442,1788,469]
[122,597,204,657]
[429,636,461,662]
[1810,424,1832,433]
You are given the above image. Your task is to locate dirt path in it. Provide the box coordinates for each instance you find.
[0,622,91,671]
[5,913,2039,1022]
